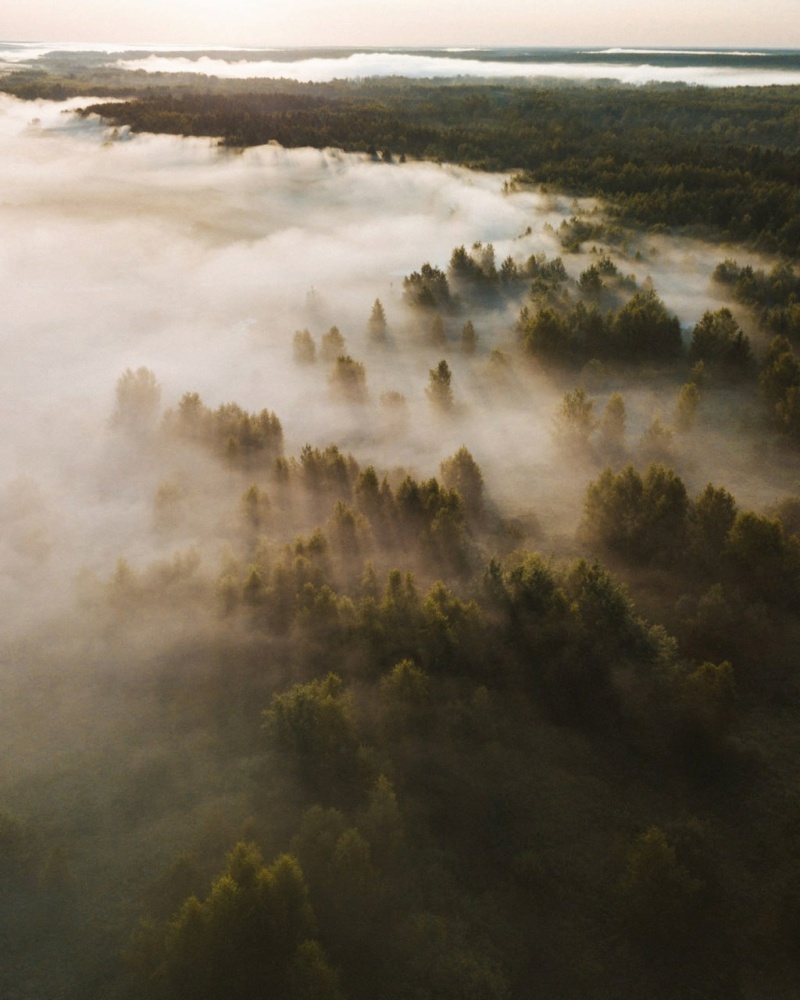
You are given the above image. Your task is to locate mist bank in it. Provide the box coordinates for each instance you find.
[0,92,567,630]
[4,42,800,86]
[109,51,800,87]
[1,90,792,625]
[73,82,800,260]
[5,88,800,998]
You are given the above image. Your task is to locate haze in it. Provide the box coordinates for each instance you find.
[0,89,783,635]
[2,20,800,992]
[2,0,799,49]
[109,51,800,87]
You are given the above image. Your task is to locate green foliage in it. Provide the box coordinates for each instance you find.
[577,262,604,295]
[380,661,432,736]
[677,660,737,743]
[403,264,452,311]
[761,336,800,437]
[677,583,738,671]
[724,510,799,604]
[440,446,485,520]
[264,674,366,802]
[293,329,317,365]
[360,776,403,861]
[583,464,689,565]
[689,308,753,376]
[289,939,345,1000]
[447,242,505,304]
[553,387,596,450]
[638,417,675,463]
[354,465,390,522]
[612,289,682,362]
[145,843,339,1000]
[14,66,800,1000]
[330,355,368,404]
[368,299,387,343]
[598,391,626,451]
[320,325,346,364]
[713,259,800,339]
[427,313,447,348]
[674,381,700,432]
[165,391,283,464]
[327,500,371,564]
[426,359,454,411]
[520,291,681,368]
[300,444,360,497]
[521,306,571,364]
[527,253,568,288]
[690,483,738,571]
[460,319,478,355]
[240,484,271,532]
[395,475,467,570]
[449,244,487,291]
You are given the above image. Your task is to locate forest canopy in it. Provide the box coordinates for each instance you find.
[4,54,800,1000]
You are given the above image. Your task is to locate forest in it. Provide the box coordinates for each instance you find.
[2,53,800,1000]
[3,66,800,255]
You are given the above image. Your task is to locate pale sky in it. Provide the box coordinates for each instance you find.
[1,0,798,49]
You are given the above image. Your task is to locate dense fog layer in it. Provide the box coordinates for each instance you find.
[0,91,780,639]
[3,42,800,86]
[110,51,800,86]
[3,78,800,1000]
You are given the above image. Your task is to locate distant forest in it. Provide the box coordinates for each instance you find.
[6,69,798,255]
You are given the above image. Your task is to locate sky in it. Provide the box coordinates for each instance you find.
[1,0,798,49]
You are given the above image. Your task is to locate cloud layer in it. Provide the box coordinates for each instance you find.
[111,51,800,86]
[0,92,774,645]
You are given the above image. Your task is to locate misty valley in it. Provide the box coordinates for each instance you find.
[2,54,800,1000]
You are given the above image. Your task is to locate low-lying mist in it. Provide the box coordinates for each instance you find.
[1,92,577,609]
[109,50,800,87]
[2,89,798,997]
[0,88,788,639]
[5,42,800,86]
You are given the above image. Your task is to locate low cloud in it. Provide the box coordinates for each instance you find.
[110,51,800,87]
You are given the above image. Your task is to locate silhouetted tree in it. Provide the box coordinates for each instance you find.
[426,359,454,411]
[368,299,387,343]
[598,391,626,451]
[293,329,316,365]
[554,387,596,450]
[460,319,478,355]
[440,446,485,520]
[583,463,689,564]
[263,673,366,803]
[113,366,161,431]
[320,325,346,364]
[675,382,700,432]
[689,308,753,376]
[330,355,368,404]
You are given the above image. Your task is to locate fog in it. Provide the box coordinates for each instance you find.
[0,90,782,631]
[0,93,562,627]
[2,89,798,995]
[3,42,800,87]
[110,51,800,86]
[15,93,800,597]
